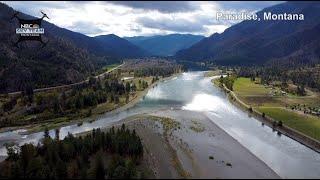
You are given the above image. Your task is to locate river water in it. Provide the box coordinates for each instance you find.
[0,71,319,178]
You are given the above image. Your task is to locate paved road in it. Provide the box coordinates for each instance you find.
[7,63,124,96]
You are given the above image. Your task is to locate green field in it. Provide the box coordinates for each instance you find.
[257,107,320,140]
[103,63,120,71]
[232,77,320,141]
[204,70,222,77]
[233,77,269,96]
[95,63,121,76]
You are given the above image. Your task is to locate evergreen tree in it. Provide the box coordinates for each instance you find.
[125,82,131,93]
[44,127,50,139]
[55,128,60,140]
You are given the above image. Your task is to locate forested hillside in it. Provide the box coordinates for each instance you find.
[0,3,148,93]
[0,3,100,93]
[175,1,320,66]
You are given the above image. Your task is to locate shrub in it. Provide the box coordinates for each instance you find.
[272,121,277,127]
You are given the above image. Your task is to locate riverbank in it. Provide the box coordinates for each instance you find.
[0,73,181,135]
[98,112,279,178]
[211,76,320,153]
[0,63,124,132]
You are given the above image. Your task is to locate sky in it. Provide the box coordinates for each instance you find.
[2,1,283,37]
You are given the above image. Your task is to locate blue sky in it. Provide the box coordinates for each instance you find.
[2,1,283,37]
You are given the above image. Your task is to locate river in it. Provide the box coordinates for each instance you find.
[0,71,319,178]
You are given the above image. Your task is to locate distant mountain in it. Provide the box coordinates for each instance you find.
[175,1,320,65]
[124,36,151,45]
[95,34,149,58]
[125,34,204,56]
[42,23,147,59]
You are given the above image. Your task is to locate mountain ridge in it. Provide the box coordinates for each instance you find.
[0,2,147,93]
[175,1,320,65]
[94,34,149,58]
[125,34,204,56]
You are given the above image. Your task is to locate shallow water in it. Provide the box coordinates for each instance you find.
[0,71,319,178]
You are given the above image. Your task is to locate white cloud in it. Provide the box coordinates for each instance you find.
[2,1,283,37]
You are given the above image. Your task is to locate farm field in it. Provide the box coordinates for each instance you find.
[256,107,320,140]
[232,77,320,141]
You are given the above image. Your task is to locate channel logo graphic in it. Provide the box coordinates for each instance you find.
[11,11,49,47]
[16,23,44,36]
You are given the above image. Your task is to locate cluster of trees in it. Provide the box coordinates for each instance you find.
[219,74,237,91]
[0,83,35,117]
[122,59,182,78]
[0,124,144,179]
[134,66,179,77]
[0,73,137,127]
[237,66,258,80]
[236,64,320,95]
[1,97,17,112]
[65,76,131,110]
[138,79,148,90]
[151,76,159,84]
[286,104,320,116]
